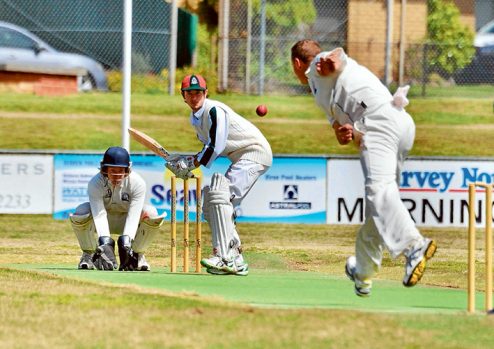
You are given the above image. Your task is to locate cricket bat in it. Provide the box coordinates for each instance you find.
[128,127,171,160]
[128,127,194,178]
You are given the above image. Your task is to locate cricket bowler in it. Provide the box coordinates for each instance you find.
[291,39,437,296]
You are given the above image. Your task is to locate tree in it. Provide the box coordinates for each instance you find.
[426,0,475,77]
[180,0,317,92]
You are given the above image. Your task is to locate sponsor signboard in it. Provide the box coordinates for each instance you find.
[53,154,327,223]
[53,154,166,219]
[0,155,53,213]
[211,157,327,223]
[327,158,494,227]
[4,152,491,227]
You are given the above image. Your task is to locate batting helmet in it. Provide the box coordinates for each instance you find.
[181,74,207,92]
[100,147,131,168]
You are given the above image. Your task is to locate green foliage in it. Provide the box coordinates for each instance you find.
[251,0,316,33]
[426,0,475,76]
[106,70,167,94]
[194,23,216,75]
[183,1,317,93]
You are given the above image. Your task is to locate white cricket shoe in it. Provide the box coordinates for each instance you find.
[78,252,94,270]
[345,256,371,297]
[137,254,150,271]
[232,258,249,276]
[403,238,437,287]
[201,255,235,274]
[201,255,249,276]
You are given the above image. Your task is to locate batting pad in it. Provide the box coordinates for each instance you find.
[201,185,211,221]
[132,214,165,253]
[70,213,97,253]
[206,173,239,259]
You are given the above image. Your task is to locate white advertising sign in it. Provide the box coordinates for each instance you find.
[200,157,327,223]
[155,156,326,223]
[0,155,53,213]
[327,158,494,227]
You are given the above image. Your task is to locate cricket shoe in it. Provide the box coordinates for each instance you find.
[201,255,235,274]
[232,259,249,276]
[207,257,249,276]
[137,254,150,271]
[201,255,249,276]
[78,252,95,270]
[403,238,437,287]
[345,256,371,297]
[206,261,249,276]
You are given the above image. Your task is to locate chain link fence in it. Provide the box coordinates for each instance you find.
[225,0,493,97]
[0,0,197,93]
[0,0,492,97]
[226,0,347,95]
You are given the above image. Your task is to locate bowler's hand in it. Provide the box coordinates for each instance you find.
[316,58,336,76]
[333,122,353,145]
[316,48,345,76]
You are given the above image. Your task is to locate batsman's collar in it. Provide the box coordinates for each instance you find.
[192,103,206,119]
[181,74,207,91]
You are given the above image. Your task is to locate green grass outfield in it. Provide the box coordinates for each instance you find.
[1,92,494,156]
[2,211,494,348]
[12,264,474,314]
[2,89,494,347]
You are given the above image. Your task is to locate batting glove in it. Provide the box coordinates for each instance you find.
[165,155,195,179]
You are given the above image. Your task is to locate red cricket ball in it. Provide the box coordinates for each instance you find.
[256,104,268,117]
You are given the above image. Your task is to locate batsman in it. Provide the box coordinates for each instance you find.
[166,74,272,276]
[70,146,165,271]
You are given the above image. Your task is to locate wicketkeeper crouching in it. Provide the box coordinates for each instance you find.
[70,146,165,271]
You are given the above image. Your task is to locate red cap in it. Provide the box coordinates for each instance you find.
[181,74,207,91]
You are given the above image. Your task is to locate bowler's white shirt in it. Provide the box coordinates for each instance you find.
[306,49,393,126]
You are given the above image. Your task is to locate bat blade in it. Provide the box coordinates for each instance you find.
[128,127,171,160]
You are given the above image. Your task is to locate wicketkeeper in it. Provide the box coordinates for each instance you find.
[291,40,437,297]
[166,74,273,276]
[70,146,165,271]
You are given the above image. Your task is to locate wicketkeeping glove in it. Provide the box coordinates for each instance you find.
[92,236,118,270]
[117,235,138,271]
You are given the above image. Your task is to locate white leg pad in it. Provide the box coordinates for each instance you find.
[70,203,97,253]
[206,173,238,260]
[202,186,211,221]
[132,210,165,253]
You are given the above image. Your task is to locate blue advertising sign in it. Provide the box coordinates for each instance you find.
[54,154,327,224]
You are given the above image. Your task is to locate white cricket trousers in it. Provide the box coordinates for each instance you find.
[221,159,270,251]
[355,104,424,280]
[225,159,270,208]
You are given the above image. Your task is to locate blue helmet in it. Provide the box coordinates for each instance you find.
[100,147,131,168]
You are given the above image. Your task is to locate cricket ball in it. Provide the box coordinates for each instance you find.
[256,104,268,117]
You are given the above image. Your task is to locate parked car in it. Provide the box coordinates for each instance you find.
[0,21,107,91]
[474,19,494,55]
[454,19,494,84]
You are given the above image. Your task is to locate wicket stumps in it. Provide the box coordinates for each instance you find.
[170,175,202,273]
[467,182,493,313]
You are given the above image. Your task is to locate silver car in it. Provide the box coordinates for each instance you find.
[0,21,107,91]
[475,19,494,54]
